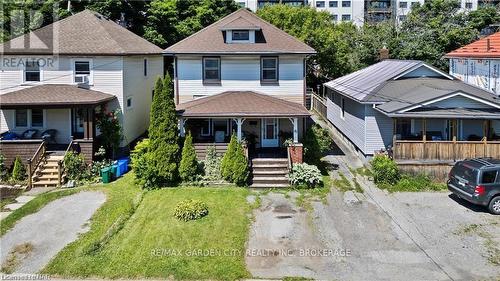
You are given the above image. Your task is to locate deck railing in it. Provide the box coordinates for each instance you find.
[27,141,47,189]
[393,140,500,161]
[311,93,327,119]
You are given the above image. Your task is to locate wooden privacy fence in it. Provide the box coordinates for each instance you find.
[311,93,327,119]
[393,140,500,161]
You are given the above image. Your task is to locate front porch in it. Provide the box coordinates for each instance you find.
[392,118,500,162]
[176,91,310,160]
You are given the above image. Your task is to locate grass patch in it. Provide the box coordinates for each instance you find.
[355,166,373,178]
[1,242,34,273]
[1,188,79,235]
[295,175,331,211]
[44,176,252,280]
[332,172,354,192]
[378,174,447,193]
[352,177,363,193]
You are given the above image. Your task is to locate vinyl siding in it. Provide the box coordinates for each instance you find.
[364,106,393,155]
[176,55,305,104]
[325,88,366,153]
[122,55,163,143]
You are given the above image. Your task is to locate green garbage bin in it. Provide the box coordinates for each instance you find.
[101,166,112,183]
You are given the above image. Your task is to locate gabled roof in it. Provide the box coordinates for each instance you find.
[324,60,452,102]
[176,91,310,117]
[373,78,500,118]
[445,32,500,59]
[220,16,260,30]
[164,9,316,55]
[0,10,163,56]
[0,84,116,108]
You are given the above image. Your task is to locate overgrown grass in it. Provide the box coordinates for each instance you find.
[43,176,252,280]
[295,175,332,211]
[1,188,80,235]
[332,172,353,192]
[378,174,447,193]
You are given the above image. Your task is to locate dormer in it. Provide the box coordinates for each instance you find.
[220,16,260,44]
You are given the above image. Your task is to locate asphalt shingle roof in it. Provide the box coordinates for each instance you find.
[445,32,500,59]
[164,9,316,55]
[176,91,310,117]
[0,10,163,56]
[0,84,116,108]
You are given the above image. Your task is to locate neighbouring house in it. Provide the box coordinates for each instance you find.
[0,10,163,187]
[322,59,500,179]
[164,8,315,187]
[445,31,500,96]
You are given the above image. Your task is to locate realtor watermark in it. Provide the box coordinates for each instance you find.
[151,248,351,257]
[0,274,50,280]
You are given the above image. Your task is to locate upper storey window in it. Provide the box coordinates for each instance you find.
[232,30,249,41]
[203,57,221,84]
[25,61,40,82]
[74,60,91,83]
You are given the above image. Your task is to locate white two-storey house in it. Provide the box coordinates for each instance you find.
[0,10,163,166]
[164,8,315,156]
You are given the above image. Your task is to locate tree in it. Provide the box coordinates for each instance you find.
[393,0,482,70]
[257,5,360,84]
[142,74,180,188]
[231,142,249,186]
[10,156,26,182]
[143,0,239,48]
[221,134,238,181]
[179,133,198,182]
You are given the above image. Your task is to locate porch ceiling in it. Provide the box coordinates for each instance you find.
[176,91,310,118]
[0,84,116,109]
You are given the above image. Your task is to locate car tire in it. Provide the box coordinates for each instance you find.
[488,196,500,215]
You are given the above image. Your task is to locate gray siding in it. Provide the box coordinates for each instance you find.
[325,88,366,153]
[364,106,393,154]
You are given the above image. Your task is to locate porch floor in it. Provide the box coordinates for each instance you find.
[250,148,287,159]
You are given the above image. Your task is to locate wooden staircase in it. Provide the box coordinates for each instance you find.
[32,155,64,188]
[250,158,290,188]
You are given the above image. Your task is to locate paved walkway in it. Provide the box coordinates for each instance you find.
[0,191,106,274]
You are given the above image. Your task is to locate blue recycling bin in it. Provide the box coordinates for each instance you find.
[117,157,130,176]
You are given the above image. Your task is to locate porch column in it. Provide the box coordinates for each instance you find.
[179,117,186,137]
[288,117,299,143]
[83,107,89,139]
[234,118,245,142]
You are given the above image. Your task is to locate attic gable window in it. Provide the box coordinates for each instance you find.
[232,30,249,41]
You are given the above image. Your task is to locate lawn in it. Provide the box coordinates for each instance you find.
[43,174,252,280]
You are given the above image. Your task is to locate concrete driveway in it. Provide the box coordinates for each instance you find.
[0,191,106,274]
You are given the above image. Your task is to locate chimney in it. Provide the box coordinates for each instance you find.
[487,38,491,51]
[379,46,390,61]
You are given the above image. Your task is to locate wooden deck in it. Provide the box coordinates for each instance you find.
[393,140,500,161]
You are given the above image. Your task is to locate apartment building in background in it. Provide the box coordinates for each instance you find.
[237,0,500,26]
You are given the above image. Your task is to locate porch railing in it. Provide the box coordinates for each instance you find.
[393,140,500,161]
[193,143,229,160]
[27,141,47,190]
[311,93,327,119]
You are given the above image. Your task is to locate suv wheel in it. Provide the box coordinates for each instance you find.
[489,196,500,215]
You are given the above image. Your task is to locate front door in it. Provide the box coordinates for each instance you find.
[71,108,85,139]
[261,118,279,147]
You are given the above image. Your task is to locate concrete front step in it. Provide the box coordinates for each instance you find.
[252,169,288,175]
[252,163,288,169]
[252,158,288,164]
[249,183,290,188]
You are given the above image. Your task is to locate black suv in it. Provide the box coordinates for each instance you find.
[448,158,500,215]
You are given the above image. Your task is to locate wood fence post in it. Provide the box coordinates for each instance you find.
[27,159,32,189]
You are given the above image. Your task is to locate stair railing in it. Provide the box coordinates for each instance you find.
[27,140,47,190]
[57,137,76,187]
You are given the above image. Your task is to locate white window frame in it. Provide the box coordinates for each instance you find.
[232,30,250,41]
[23,60,43,83]
[261,57,279,83]
[72,58,93,85]
[202,57,221,83]
[14,109,46,129]
[201,119,212,136]
[340,96,345,120]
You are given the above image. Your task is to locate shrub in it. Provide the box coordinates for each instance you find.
[288,163,323,188]
[231,142,249,186]
[10,156,26,182]
[139,75,180,189]
[303,124,333,167]
[173,199,209,222]
[0,154,8,182]
[221,134,238,181]
[64,152,89,181]
[202,145,222,181]
[179,133,198,182]
[370,154,400,185]
[384,174,447,192]
[95,108,122,158]
[131,138,150,184]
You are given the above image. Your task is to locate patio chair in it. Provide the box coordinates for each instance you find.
[21,129,38,139]
[41,129,58,144]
